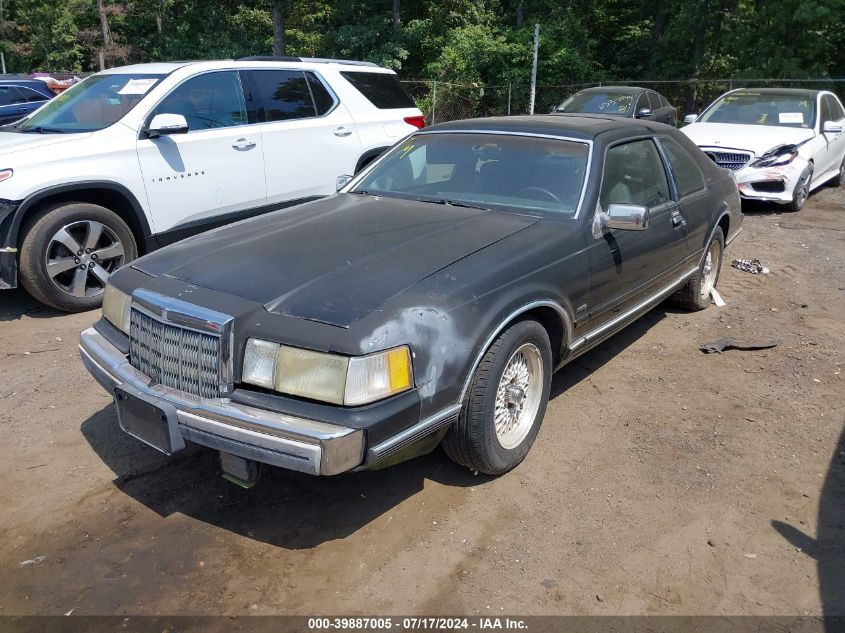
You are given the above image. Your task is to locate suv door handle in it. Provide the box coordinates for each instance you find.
[232,138,256,150]
[334,126,352,137]
[671,209,686,228]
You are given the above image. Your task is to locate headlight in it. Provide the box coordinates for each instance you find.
[345,346,412,405]
[242,338,413,406]
[750,150,798,168]
[102,284,131,334]
[242,338,279,389]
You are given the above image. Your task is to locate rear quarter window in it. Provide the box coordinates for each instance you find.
[660,137,706,198]
[340,71,416,109]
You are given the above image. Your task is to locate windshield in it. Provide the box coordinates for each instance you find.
[351,133,589,217]
[556,91,634,115]
[20,73,165,133]
[699,91,816,128]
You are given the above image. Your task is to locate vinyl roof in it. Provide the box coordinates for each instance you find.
[425,114,656,140]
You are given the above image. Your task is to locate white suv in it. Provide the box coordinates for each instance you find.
[0,57,424,311]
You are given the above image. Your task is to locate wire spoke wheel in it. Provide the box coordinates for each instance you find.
[700,239,721,302]
[494,343,544,450]
[45,220,125,299]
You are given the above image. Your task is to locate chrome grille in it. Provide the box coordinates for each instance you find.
[704,151,752,171]
[129,308,221,398]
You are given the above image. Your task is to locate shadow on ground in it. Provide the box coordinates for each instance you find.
[0,287,65,322]
[81,406,488,550]
[772,422,845,623]
[80,304,673,550]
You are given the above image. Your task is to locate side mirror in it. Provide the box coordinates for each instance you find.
[603,204,649,231]
[636,107,653,119]
[683,114,698,124]
[336,174,353,191]
[549,105,558,114]
[144,113,189,138]
[823,120,843,134]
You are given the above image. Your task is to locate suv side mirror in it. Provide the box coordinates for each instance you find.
[683,114,698,124]
[603,204,649,231]
[636,107,653,119]
[823,120,843,134]
[336,174,353,191]
[145,113,189,138]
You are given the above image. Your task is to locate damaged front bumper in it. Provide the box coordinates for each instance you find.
[79,326,366,475]
[732,156,809,205]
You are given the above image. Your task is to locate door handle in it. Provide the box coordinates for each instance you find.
[16,107,28,112]
[231,138,256,150]
[334,126,352,137]
[671,209,686,228]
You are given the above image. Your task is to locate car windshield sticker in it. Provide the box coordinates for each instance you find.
[397,140,416,160]
[600,95,632,113]
[118,78,158,95]
[779,112,804,124]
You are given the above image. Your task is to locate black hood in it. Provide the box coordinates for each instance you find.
[133,194,538,327]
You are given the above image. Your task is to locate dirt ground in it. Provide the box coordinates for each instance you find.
[0,185,843,618]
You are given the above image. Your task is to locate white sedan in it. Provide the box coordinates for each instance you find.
[682,88,845,211]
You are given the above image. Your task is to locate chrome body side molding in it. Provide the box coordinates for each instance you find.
[567,266,698,356]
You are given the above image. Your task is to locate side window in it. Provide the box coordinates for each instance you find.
[820,96,833,126]
[647,91,661,110]
[340,71,416,109]
[660,137,705,198]
[828,95,845,120]
[20,87,50,103]
[635,93,650,113]
[153,71,247,131]
[659,94,671,108]
[8,87,26,104]
[251,70,315,122]
[305,72,336,116]
[0,87,13,106]
[600,139,671,209]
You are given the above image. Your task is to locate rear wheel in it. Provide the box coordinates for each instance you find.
[442,319,552,475]
[18,202,137,312]
[674,226,724,311]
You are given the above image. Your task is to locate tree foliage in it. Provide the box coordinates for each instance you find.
[0,0,841,85]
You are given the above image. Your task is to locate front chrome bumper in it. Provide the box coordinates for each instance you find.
[79,327,364,475]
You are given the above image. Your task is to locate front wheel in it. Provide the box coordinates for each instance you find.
[786,165,813,212]
[442,319,552,475]
[18,202,137,312]
[674,226,724,311]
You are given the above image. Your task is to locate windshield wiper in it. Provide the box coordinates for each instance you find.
[22,126,66,134]
[416,197,489,211]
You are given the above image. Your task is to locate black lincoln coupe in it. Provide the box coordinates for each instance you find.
[79,114,741,483]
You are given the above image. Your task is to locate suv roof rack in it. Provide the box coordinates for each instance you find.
[298,57,379,67]
[235,55,379,68]
[236,55,303,62]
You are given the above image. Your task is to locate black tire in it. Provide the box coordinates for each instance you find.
[830,155,845,188]
[674,226,724,311]
[18,202,137,312]
[786,164,813,212]
[442,319,552,475]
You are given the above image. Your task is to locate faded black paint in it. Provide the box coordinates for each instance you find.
[106,114,742,461]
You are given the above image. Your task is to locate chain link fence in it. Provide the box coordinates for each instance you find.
[403,79,845,125]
